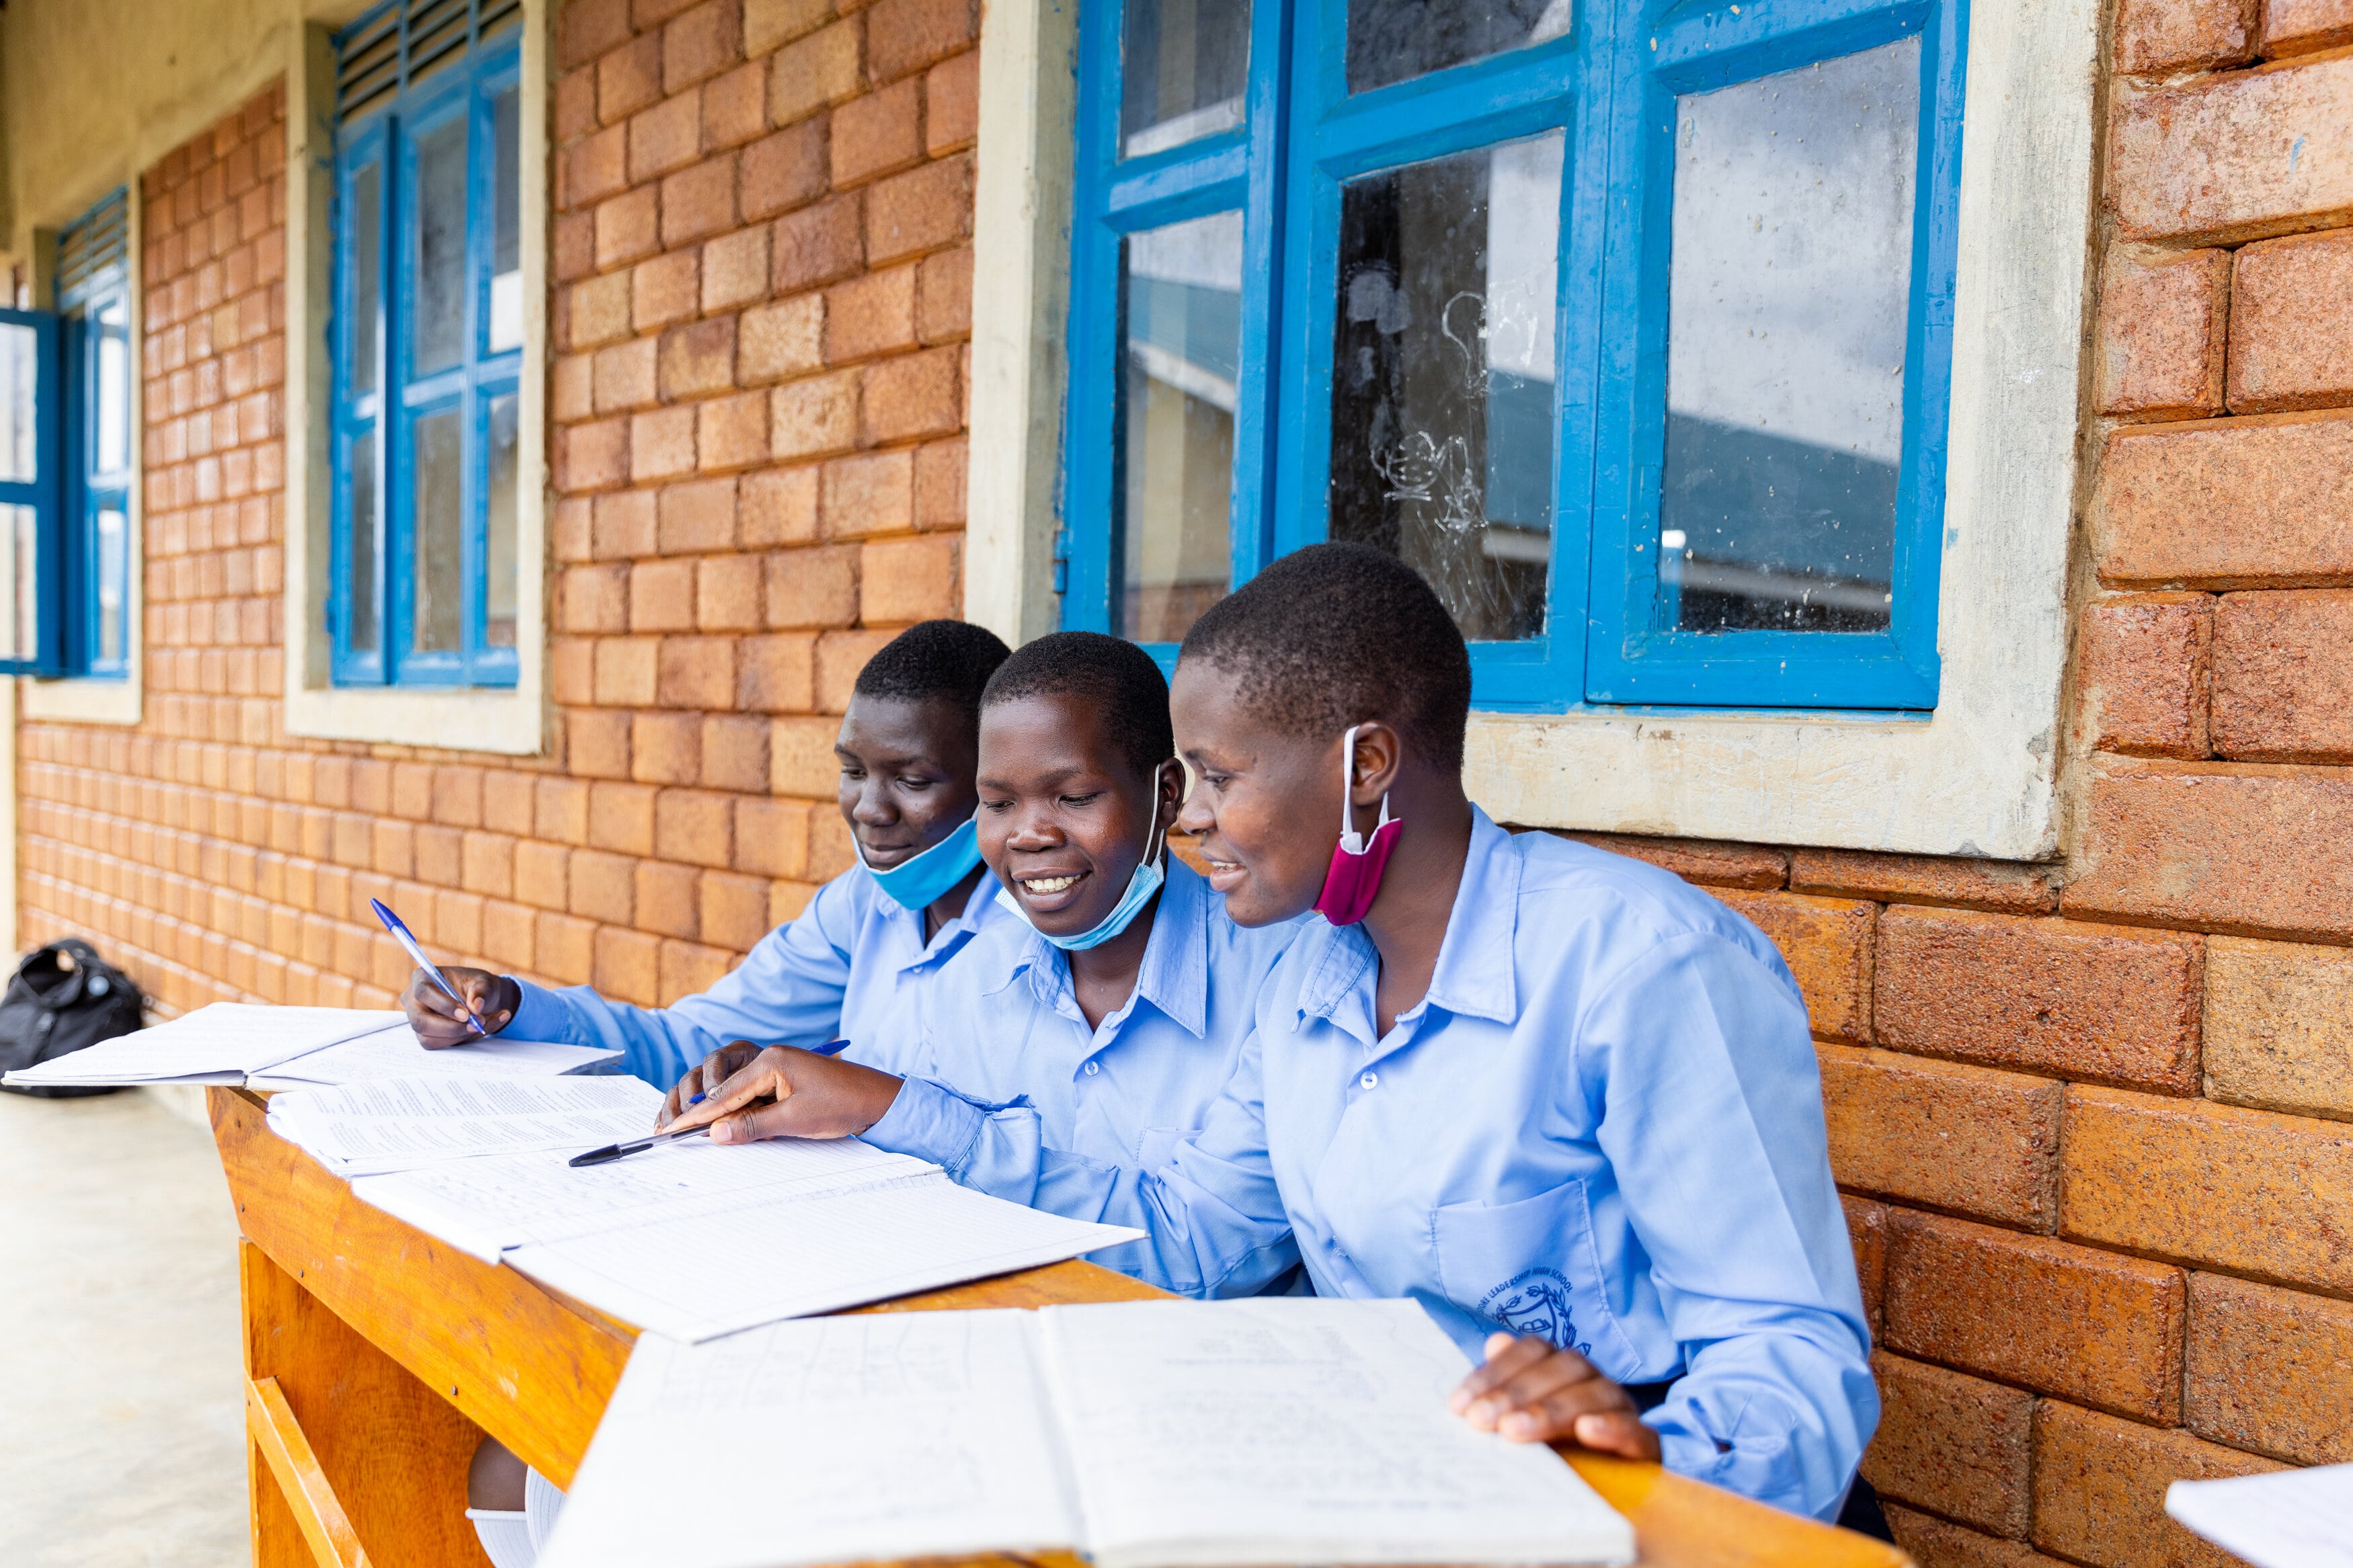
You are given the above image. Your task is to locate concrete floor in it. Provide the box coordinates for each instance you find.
[0,1087,251,1567]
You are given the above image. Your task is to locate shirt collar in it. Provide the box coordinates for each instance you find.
[886,866,1004,971]
[997,855,1213,1040]
[1294,804,1521,1034]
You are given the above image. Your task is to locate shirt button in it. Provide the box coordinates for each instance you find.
[1084,1061,1101,1076]
[1359,1071,1378,1090]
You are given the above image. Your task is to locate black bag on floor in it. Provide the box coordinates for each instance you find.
[0,938,145,1098]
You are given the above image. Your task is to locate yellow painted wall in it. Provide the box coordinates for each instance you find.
[0,0,367,260]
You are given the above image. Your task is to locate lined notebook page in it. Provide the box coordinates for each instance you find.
[350,1134,940,1262]
[1041,1298,1638,1568]
[504,1180,1144,1342]
[538,1312,1076,1568]
[3,1003,405,1085]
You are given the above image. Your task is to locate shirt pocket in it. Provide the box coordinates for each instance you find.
[1432,1182,1641,1370]
[1136,1125,1192,1171]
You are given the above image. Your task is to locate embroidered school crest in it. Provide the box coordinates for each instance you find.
[1478,1268,1591,1356]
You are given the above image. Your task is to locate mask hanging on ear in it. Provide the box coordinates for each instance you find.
[857,813,985,911]
[997,769,1172,952]
[1314,725,1401,926]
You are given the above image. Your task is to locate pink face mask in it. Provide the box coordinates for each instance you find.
[1314,725,1402,926]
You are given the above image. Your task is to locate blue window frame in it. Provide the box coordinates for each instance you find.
[0,304,63,676]
[1064,0,1966,712]
[331,0,524,688]
[58,190,135,680]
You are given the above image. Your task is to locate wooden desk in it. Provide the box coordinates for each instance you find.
[208,1087,1908,1568]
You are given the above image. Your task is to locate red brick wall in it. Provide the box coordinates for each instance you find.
[13,2,2353,1561]
[18,0,980,1016]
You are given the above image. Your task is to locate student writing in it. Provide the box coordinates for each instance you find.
[398,620,1016,1088]
[664,632,1305,1291]
[690,545,1878,1526]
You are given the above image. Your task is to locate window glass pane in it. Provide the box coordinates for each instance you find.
[1121,0,1250,157]
[95,505,126,665]
[411,409,464,653]
[1347,0,1572,95]
[1661,38,1918,635]
[95,298,129,475]
[348,432,379,653]
[486,393,518,647]
[0,322,38,483]
[411,118,469,376]
[0,502,33,662]
[489,86,523,353]
[1329,132,1561,643]
[352,161,382,395]
[1119,210,1242,643]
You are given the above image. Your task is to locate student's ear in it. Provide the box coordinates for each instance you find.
[1154,757,1186,823]
[1347,723,1404,806]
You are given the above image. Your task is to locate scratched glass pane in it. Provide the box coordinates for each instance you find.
[1660,38,1918,634]
[486,393,519,647]
[411,116,469,376]
[95,506,126,665]
[0,322,38,483]
[95,296,130,474]
[0,503,32,661]
[1121,0,1250,158]
[1119,210,1242,643]
[489,86,523,353]
[351,160,381,394]
[411,408,463,653]
[1347,0,1573,95]
[1329,132,1561,643]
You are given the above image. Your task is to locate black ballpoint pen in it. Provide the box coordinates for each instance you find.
[565,1038,852,1167]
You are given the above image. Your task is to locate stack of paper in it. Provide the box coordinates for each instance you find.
[540,1298,1639,1568]
[266,1077,668,1176]
[0,1001,620,1090]
[2167,1464,2353,1568]
[273,1073,1148,1340]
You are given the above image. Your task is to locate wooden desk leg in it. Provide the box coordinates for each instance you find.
[239,1239,495,1568]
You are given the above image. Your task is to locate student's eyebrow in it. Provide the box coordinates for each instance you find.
[977,763,1101,792]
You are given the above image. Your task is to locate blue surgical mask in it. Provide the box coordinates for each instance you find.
[996,778,1169,953]
[857,814,984,911]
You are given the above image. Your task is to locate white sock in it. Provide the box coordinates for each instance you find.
[466,1509,534,1568]
[524,1465,567,1553]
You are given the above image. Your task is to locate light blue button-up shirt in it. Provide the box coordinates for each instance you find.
[500,866,1008,1089]
[883,810,1874,1520]
[859,856,1306,1291]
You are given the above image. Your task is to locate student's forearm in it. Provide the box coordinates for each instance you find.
[501,979,729,1088]
[1644,1318,1878,1521]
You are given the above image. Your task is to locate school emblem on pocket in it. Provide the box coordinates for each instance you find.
[1479,1268,1590,1356]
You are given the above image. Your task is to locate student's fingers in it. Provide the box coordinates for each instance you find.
[403,971,474,1048]
[667,1050,795,1133]
[1488,1369,1632,1443]
[1458,1347,1607,1433]
[1447,1334,1558,1414]
[453,971,510,1032]
[709,1094,811,1145]
[1562,1411,1663,1462]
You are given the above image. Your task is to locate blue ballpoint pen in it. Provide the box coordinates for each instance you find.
[370,897,488,1036]
[567,1038,852,1166]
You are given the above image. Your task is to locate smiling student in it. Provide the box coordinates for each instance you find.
[680,548,1878,1527]
[661,632,1304,1291]
[398,620,1014,1089]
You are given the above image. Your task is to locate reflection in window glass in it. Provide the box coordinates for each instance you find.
[0,323,37,483]
[1661,39,1919,634]
[349,435,380,654]
[95,299,129,474]
[1347,0,1572,95]
[486,394,518,647]
[489,87,523,353]
[413,409,464,653]
[95,507,126,666]
[352,161,383,394]
[1121,0,1250,158]
[1329,132,1561,643]
[411,117,469,375]
[1119,211,1243,643]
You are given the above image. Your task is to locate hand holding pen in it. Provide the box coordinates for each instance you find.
[376,898,518,1046]
[651,1038,900,1147]
[577,1039,859,1165]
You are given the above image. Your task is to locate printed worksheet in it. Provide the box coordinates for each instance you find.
[2,1003,406,1087]
[265,1075,666,1175]
[249,1027,620,1089]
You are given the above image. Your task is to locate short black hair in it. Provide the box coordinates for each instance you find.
[1179,542,1472,774]
[981,630,1175,780]
[852,620,1014,731]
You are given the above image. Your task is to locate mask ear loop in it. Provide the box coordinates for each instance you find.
[1145,761,1174,871]
[1337,725,1393,854]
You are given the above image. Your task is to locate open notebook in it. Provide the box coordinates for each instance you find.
[0,1001,616,1089]
[539,1298,1638,1568]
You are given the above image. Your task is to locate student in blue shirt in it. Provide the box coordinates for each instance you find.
[398,620,1016,1089]
[681,547,1880,1529]
[660,632,1305,1290]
